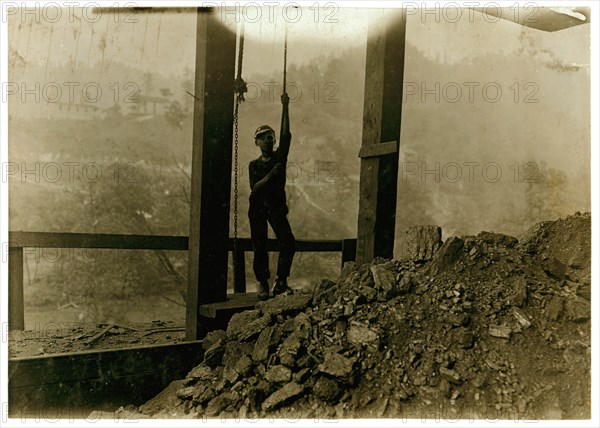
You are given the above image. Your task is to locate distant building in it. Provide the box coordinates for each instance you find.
[128,94,169,116]
[8,90,169,120]
[49,101,102,120]
[9,99,103,120]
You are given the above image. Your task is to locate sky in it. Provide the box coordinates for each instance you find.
[7,5,589,79]
[8,6,370,79]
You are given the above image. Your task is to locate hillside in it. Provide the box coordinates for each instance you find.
[8,16,590,331]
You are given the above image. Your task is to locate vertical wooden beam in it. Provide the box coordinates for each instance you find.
[341,239,357,269]
[9,247,24,330]
[356,11,386,265]
[356,9,406,265]
[186,9,236,341]
[233,250,246,293]
[186,9,208,342]
[376,10,406,258]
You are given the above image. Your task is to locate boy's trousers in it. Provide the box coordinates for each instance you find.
[249,206,296,282]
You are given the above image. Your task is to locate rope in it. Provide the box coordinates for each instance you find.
[233,21,246,288]
[280,24,288,136]
[231,20,289,289]
[283,24,288,93]
[234,21,247,102]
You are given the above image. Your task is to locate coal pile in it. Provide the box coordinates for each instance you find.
[132,213,591,420]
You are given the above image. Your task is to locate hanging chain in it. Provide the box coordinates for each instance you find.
[233,21,246,288]
[233,103,240,286]
[233,98,239,274]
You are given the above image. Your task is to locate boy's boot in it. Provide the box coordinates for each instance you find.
[258,280,270,301]
[273,278,290,297]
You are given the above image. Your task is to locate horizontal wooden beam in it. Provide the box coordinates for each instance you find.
[230,238,346,253]
[474,6,590,32]
[94,7,195,14]
[94,6,590,31]
[8,231,353,253]
[358,141,398,158]
[8,231,188,251]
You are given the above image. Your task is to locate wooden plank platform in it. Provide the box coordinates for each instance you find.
[199,292,260,318]
[9,341,204,415]
[197,292,261,334]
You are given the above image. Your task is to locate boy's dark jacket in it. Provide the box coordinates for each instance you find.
[248,131,292,214]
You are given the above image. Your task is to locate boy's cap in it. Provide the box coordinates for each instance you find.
[254,125,275,138]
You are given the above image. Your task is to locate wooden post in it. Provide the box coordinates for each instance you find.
[341,239,357,269]
[186,8,237,341]
[9,247,25,330]
[233,250,246,293]
[356,9,406,265]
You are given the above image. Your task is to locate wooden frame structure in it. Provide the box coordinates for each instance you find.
[354,6,590,265]
[356,10,407,265]
[7,6,590,340]
[5,5,591,411]
[7,231,355,331]
[185,10,237,340]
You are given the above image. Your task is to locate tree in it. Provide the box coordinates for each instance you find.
[143,71,154,95]
[165,101,185,130]
[105,104,122,119]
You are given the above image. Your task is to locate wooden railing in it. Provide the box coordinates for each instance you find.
[7,231,357,330]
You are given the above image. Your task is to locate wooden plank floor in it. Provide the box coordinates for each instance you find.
[9,341,204,416]
[9,293,262,415]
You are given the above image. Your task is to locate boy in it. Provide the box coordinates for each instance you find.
[248,93,295,300]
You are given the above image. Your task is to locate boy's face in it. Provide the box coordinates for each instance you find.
[255,131,275,152]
